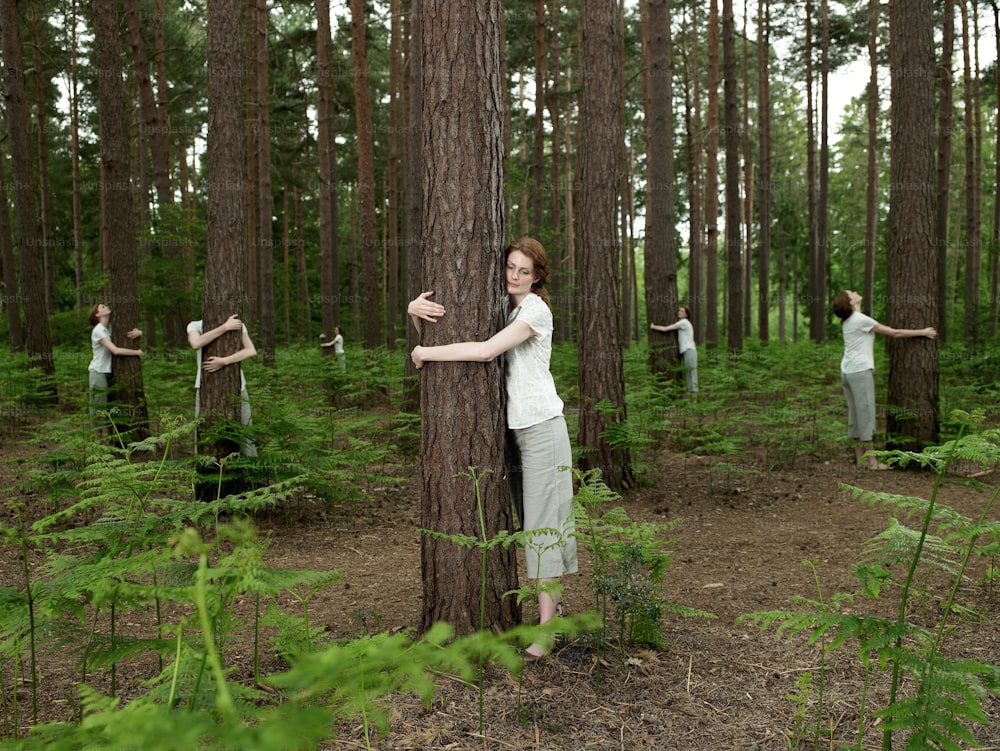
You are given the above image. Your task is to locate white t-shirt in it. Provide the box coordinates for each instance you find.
[332,333,344,355]
[89,323,113,374]
[504,293,564,430]
[674,318,695,354]
[840,312,878,374]
[187,320,248,390]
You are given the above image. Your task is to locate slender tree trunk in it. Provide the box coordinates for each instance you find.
[244,0,258,329]
[29,1,52,315]
[805,0,820,341]
[864,0,881,317]
[816,0,829,342]
[991,2,1000,338]
[0,0,55,388]
[705,0,720,348]
[402,0,423,407]
[316,0,339,342]
[531,0,547,236]
[295,187,310,342]
[69,0,84,314]
[92,0,148,439]
[683,4,704,343]
[741,0,753,339]
[756,0,771,341]
[577,0,633,490]
[351,0,380,349]
[722,0,742,354]
[546,0,566,342]
[0,143,23,350]
[416,0,517,634]
[960,0,981,344]
[644,0,679,377]
[885,0,939,455]
[255,0,275,363]
[386,0,401,348]
[202,0,247,461]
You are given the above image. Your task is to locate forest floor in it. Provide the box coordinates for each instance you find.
[3,425,1000,750]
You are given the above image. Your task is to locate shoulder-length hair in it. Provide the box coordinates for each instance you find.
[832,290,854,321]
[507,236,551,308]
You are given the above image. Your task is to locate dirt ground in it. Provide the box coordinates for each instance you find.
[3,430,1000,750]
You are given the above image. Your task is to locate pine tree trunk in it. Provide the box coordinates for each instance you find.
[684,3,704,344]
[705,0,720,348]
[864,0,881,318]
[256,0,275,363]
[29,2,52,316]
[577,0,633,490]
[351,0,380,349]
[416,0,518,634]
[0,142,23,350]
[885,0,940,454]
[756,0,771,342]
[722,0,742,354]
[816,0,830,341]
[316,0,339,342]
[0,0,55,388]
[960,0,981,345]
[386,0,401,349]
[644,0,680,377]
[202,0,247,461]
[92,0,148,440]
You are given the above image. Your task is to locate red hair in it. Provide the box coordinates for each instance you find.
[507,236,551,308]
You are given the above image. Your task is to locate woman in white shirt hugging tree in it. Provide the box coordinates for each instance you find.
[832,289,936,470]
[407,236,577,662]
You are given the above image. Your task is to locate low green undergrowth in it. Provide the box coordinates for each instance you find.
[741,414,1000,750]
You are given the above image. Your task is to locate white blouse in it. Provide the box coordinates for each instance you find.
[504,293,564,429]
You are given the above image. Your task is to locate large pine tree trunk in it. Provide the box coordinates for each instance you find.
[92,0,148,439]
[351,0,380,350]
[577,0,633,490]
[202,0,247,460]
[886,0,939,453]
[0,0,55,389]
[644,0,680,377]
[417,0,518,634]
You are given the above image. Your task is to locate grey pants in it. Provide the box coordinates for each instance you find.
[841,369,875,441]
[510,415,578,580]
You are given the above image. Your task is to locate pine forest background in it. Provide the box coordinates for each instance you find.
[0,0,997,390]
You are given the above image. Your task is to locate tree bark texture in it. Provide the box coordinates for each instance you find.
[351,0,380,350]
[643,0,680,377]
[0,0,55,384]
[256,0,275,363]
[316,0,339,342]
[577,0,633,490]
[886,0,939,450]
[722,0,742,353]
[202,0,247,455]
[417,0,518,634]
[92,0,148,439]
